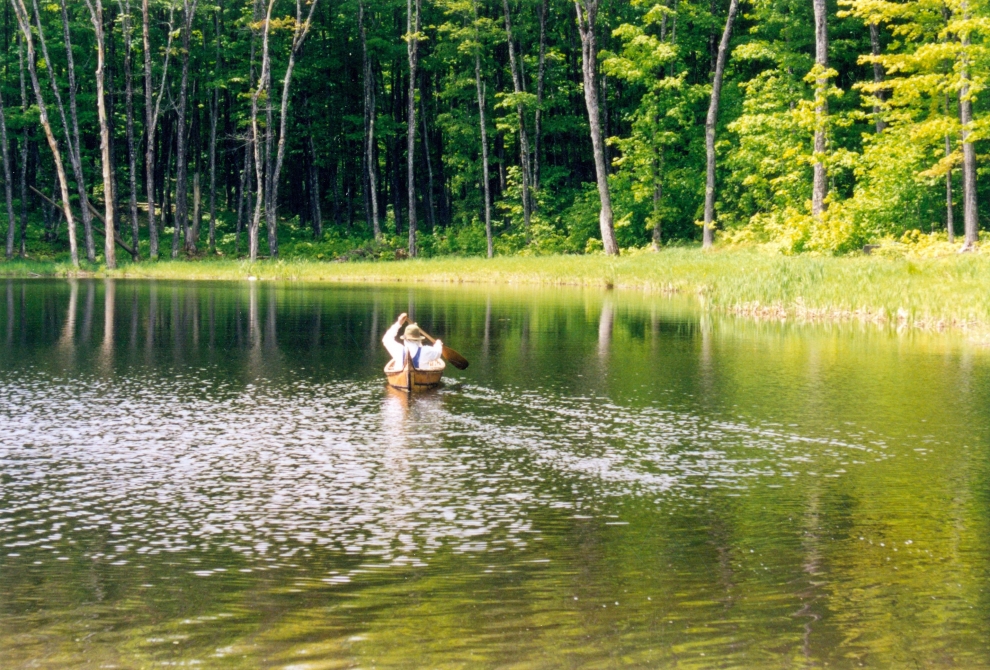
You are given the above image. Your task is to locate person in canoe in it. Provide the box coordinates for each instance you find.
[382,312,444,370]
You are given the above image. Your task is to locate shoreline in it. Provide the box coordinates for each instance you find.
[3,250,990,337]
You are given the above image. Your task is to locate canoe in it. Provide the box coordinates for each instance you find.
[384,354,445,392]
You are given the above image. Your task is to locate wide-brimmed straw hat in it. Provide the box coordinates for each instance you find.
[401,323,426,341]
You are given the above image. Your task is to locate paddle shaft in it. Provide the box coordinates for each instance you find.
[417,326,470,371]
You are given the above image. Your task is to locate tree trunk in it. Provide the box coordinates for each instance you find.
[534,0,548,192]
[652,153,662,251]
[143,0,174,259]
[868,23,885,133]
[55,0,96,262]
[17,34,29,256]
[236,147,251,252]
[142,0,157,257]
[359,0,381,239]
[407,0,422,257]
[177,0,199,256]
[308,134,322,239]
[267,0,319,260]
[85,0,117,269]
[420,90,436,230]
[946,132,955,243]
[192,171,201,243]
[250,0,276,262]
[473,3,493,259]
[811,0,828,221]
[237,0,259,255]
[11,0,79,266]
[702,0,739,249]
[208,9,220,253]
[118,0,140,261]
[959,17,978,249]
[502,0,533,233]
[575,0,618,255]
[0,82,15,260]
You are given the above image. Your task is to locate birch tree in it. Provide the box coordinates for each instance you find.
[176,0,200,256]
[359,0,381,239]
[502,0,533,232]
[575,0,619,255]
[83,0,117,269]
[406,0,423,257]
[143,0,175,259]
[811,0,828,221]
[702,0,739,249]
[11,0,79,267]
[117,0,141,260]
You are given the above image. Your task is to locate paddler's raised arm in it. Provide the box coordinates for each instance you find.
[382,313,409,364]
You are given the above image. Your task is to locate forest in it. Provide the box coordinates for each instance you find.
[0,0,986,268]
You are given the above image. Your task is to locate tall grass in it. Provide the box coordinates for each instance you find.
[4,249,990,330]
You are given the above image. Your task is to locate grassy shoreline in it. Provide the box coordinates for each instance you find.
[4,249,990,335]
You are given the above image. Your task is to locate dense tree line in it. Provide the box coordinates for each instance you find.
[0,0,987,267]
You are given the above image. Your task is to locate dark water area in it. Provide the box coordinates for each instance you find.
[1,279,989,668]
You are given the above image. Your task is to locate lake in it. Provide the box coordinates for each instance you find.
[1,279,988,668]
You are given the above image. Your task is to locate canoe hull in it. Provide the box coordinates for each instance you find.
[384,357,445,392]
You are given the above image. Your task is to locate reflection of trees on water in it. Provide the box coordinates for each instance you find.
[59,279,79,349]
[797,487,823,659]
[4,282,12,345]
[98,280,115,370]
[598,296,614,363]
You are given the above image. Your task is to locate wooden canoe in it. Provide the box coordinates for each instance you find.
[384,353,445,392]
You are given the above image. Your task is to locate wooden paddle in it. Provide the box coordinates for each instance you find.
[397,317,469,370]
[420,327,470,370]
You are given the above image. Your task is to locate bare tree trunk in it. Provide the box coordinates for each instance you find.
[143,0,175,259]
[53,0,96,262]
[652,152,662,251]
[946,132,955,242]
[237,0,259,255]
[811,0,828,221]
[533,0,547,192]
[192,171,201,242]
[208,9,220,253]
[702,0,739,249]
[177,0,199,256]
[473,1,493,259]
[502,0,533,233]
[406,0,422,257]
[308,135,322,238]
[359,0,381,239]
[17,35,29,256]
[236,148,251,252]
[116,0,140,261]
[249,0,276,262]
[11,0,78,266]
[959,17,978,249]
[420,90,436,229]
[264,61,275,258]
[84,0,117,269]
[267,0,319,260]
[868,23,885,133]
[575,0,618,255]
[0,84,15,260]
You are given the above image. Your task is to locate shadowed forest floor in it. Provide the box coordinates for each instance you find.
[3,249,990,336]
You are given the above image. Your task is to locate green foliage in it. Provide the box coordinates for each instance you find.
[4,0,990,262]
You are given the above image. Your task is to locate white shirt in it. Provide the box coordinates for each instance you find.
[382,321,443,369]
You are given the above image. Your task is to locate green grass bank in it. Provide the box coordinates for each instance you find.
[4,248,990,334]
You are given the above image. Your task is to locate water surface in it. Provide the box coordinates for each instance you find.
[1,280,988,668]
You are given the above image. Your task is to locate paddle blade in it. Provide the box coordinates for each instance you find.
[442,345,469,370]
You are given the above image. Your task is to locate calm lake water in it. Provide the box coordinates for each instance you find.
[1,279,989,668]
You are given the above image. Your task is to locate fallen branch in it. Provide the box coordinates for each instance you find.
[30,185,137,258]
